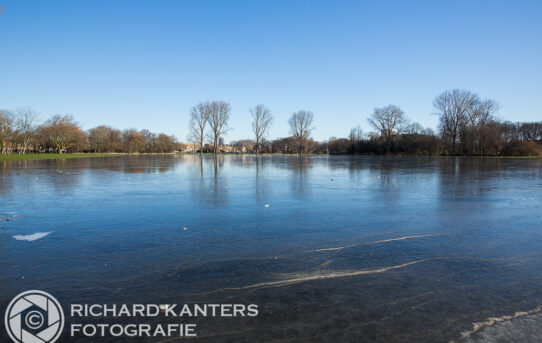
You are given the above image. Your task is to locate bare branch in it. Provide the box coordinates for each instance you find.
[367,105,407,153]
[288,110,314,154]
[250,104,273,154]
[0,109,15,154]
[433,89,479,154]
[16,107,39,154]
[189,102,211,153]
[207,101,231,154]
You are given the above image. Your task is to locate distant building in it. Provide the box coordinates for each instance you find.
[180,143,198,153]
[218,137,224,145]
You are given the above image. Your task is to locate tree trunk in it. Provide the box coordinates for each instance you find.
[385,137,391,154]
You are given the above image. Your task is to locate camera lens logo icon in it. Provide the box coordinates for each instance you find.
[4,290,64,343]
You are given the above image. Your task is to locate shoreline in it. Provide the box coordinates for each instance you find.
[1,153,542,162]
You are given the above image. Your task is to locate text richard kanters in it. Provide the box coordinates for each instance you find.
[70,303,259,338]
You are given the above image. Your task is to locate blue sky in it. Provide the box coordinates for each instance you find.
[1,0,541,142]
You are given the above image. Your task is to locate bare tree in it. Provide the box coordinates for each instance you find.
[472,99,499,127]
[349,125,363,141]
[121,129,146,154]
[15,107,38,154]
[367,105,407,153]
[433,89,479,154]
[250,104,273,154]
[288,110,314,154]
[189,102,210,154]
[39,115,85,154]
[466,98,499,155]
[207,101,231,155]
[0,109,15,154]
[88,125,121,153]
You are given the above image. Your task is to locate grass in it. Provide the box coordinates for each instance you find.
[0,153,128,162]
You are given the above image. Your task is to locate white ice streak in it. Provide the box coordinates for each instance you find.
[12,232,52,241]
[190,258,442,296]
[310,234,437,252]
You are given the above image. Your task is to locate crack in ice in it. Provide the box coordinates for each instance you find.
[310,234,438,252]
[187,257,446,296]
[454,305,542,342]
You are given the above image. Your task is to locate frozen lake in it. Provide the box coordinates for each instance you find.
[1,155,542,342]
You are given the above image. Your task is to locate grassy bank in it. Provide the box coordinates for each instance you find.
[0,152,331,161]
[0,153,128,162]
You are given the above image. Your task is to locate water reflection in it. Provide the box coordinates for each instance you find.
[1,155,542,202]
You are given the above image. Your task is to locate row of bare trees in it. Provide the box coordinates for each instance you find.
[0,109,179,154]
[3,102,317,155]
[187,90,539,156]
[88,127,178,153]
[4,89,540,156]
[188,100,316,154]
[329,89,541,156]
[188,101,319,154]
[434,89,500,155]
[0,111,93,154]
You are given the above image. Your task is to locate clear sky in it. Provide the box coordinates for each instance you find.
[1,0,541,142]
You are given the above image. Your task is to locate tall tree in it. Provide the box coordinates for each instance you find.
[40,115,85,154]
[140,129,157,153]
[207,101,231,155]
[0,109,15,154]
[155,133,177,153]
[250,104,273,154]
[15,107,38,154]
[189,102,210,154]
[433,89,479,154]
[88,125,121,153]
[121,129,147,154]
[368,105,407,153]
[288,110,314,154]
[466,98,499,155]
[470,99,499,128]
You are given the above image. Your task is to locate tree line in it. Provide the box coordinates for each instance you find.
[0,109,180,154]
[329,89,542,156]
[1,89,541,156]
[188,101,315,154]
